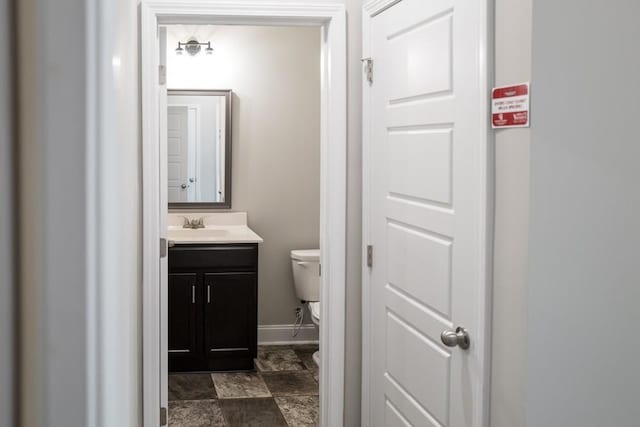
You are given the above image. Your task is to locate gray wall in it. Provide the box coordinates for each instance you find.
[17,0,141,424]
[527,1,640,426]
[227,27,321,326]
[0,0,14,425]
[18,0,88,423]
[490,1,531,426]
[167,26,322,326]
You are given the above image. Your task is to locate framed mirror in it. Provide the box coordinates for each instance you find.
[167,89,232,209]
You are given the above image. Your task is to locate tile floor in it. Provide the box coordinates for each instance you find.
[169,344,319,427]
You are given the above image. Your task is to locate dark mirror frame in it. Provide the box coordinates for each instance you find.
[168,89,233,210]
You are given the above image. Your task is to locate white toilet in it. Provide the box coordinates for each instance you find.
[290,249,321,366]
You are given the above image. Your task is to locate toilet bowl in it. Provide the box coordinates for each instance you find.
[291,249,321,366]
[309,301,320,326]
[308,301,321,366]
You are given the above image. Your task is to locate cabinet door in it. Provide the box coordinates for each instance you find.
[168,273,201,371]
[203,272,257,370]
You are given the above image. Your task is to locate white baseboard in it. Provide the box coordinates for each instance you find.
[258,324,319,345]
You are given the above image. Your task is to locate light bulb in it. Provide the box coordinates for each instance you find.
[175,47,184,55]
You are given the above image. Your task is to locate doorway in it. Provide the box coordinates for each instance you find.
[141,2,347,427]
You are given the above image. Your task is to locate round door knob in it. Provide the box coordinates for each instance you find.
[181,184,187,189]
[441,327,470,349]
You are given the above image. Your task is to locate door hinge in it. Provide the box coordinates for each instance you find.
[361,57,373,84]
[319,263,322,276]
[160,238,167,258]
[160,406,167,426]
[367,245,373,268]
[158,64,166,85]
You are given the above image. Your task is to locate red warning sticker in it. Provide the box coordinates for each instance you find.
[492,83,530,128]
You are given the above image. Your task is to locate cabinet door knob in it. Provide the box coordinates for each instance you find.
[192,285,195,304]
[207,285,211,303]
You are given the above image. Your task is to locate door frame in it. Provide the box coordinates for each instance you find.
[141,1,347,426]
[360,0,494,425]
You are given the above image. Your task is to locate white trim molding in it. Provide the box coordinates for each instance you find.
[258,324,319,345]
[360,4,373,426]
[141,2,347,427]
[363,0,401,16]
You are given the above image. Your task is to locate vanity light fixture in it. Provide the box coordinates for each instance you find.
[175,38,214,56]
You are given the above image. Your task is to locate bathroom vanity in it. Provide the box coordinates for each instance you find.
[167,213,263,372]
[165,91,265,371]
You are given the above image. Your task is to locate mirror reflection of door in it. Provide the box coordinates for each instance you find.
[167,105,190,202]
[167,90,230,207]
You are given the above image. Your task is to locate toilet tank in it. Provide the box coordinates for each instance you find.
[290,249,320,302]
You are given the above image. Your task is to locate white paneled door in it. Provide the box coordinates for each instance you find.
[364,0,491,426]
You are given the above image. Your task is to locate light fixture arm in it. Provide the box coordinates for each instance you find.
[175,39,213,56]
[177,41,211,49]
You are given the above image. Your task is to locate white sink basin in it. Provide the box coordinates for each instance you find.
[168,228,229,239]
[167,212,263,244]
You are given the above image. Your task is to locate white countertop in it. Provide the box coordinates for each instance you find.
[167,212,264,244]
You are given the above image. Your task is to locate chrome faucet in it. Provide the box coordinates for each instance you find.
[182,216,205,229]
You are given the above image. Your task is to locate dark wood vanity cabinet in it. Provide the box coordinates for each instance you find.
[168,272,200,369]
[168,244,258,372]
